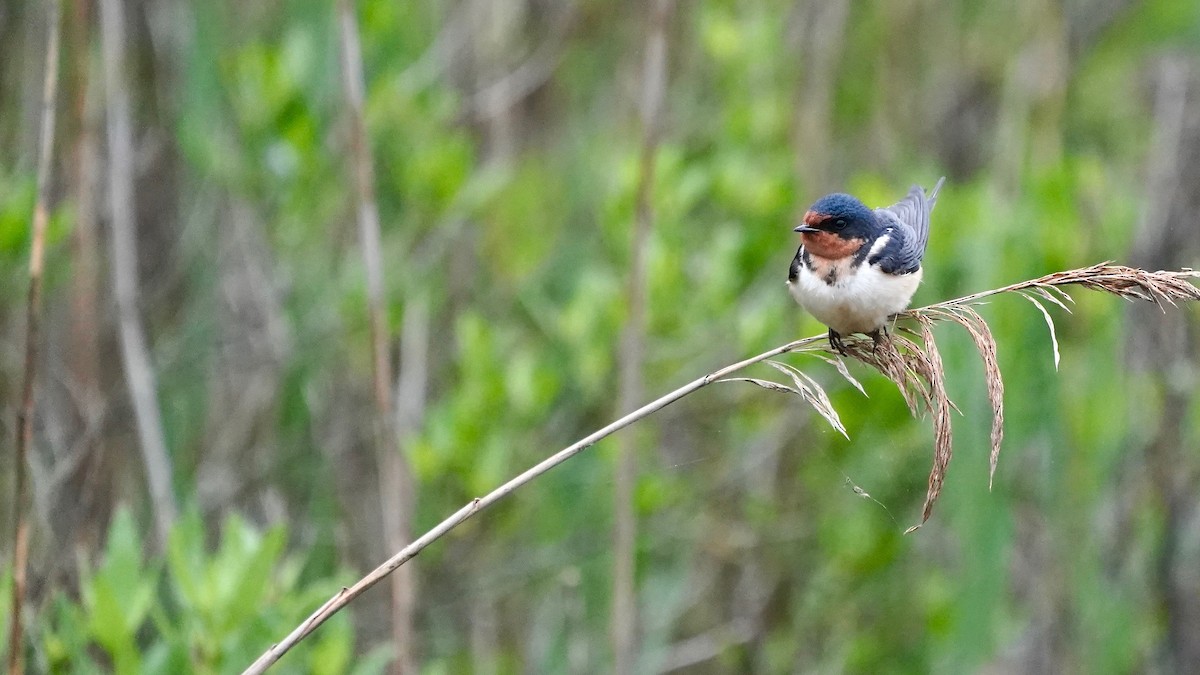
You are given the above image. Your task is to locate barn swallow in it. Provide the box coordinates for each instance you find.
[787,178,945,354]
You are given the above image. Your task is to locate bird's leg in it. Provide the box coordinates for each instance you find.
[869,327,888,355]
[828,328,847,356]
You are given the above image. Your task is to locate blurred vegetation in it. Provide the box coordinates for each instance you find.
[3,0,1200,672]
[2,508,389,674]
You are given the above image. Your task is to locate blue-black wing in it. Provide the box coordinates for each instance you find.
[788,245,804,283]
[870,177,945,274]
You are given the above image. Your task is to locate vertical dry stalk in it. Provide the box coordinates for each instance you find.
[99,0,178,545]
[7,3,62,672]
[389,295,428,672]
[65,0,110,558]
[336,1,416,671]
[612,2,673,671]
[393,293,429,630]
[68,0,101,396]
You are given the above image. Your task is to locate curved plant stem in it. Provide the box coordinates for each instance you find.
[243,263,1200,673]
[241,335,821,674]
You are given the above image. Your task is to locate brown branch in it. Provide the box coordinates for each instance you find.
[336,1,416,672]
[7,2,63,672]
[65,0,109,557]
[99,0,178,545]
[242,263,1200,673]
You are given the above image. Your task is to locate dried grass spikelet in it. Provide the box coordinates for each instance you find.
[919,306,1004,490]
[838,323,956,533]
[720,355,851,438]
[726,263,1200,531]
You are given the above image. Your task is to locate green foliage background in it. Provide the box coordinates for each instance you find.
[2,0,1200,672]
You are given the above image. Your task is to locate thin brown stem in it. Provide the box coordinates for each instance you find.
[613,2,673,671]
[242,334,820,675]
[336,1,416,672]
[66,0,108,556]
[8,1,62,673]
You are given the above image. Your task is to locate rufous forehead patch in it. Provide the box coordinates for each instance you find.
[801,231,864,260]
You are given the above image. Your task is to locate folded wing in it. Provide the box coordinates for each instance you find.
[871,177,946,274]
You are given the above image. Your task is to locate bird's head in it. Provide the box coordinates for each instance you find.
[794,193,877,259]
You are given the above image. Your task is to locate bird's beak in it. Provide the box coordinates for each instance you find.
[796,210,826,233]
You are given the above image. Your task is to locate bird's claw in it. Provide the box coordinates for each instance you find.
[869,328,887,356]
[828,328,848,356]
[828,328,888,357]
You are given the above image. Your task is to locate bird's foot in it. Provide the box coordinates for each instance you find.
[828,328,848,356]
[869,327,887,356]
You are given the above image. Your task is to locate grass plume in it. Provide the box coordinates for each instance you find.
[736,263,1200,531]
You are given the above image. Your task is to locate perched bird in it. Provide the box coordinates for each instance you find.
[787,178,945,353]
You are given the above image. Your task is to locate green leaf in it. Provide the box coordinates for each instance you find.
[87,577,142,674]
[225,525,287,625]
[166,511,208,614]
[308,616,352,675]
[99,508,145,600]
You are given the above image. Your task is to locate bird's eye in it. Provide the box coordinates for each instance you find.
[834,218,847,229]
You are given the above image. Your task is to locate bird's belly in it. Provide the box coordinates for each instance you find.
[788,264,922,334]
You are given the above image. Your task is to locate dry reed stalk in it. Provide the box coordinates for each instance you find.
[336,1,417,671]
[100,0,178,544]
[7,2,62,673]
[613,3,674,670]
[244,263,1200,673]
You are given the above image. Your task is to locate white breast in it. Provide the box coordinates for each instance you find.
[787,260,922,335]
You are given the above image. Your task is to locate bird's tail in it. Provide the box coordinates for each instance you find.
[926,176,947,211]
